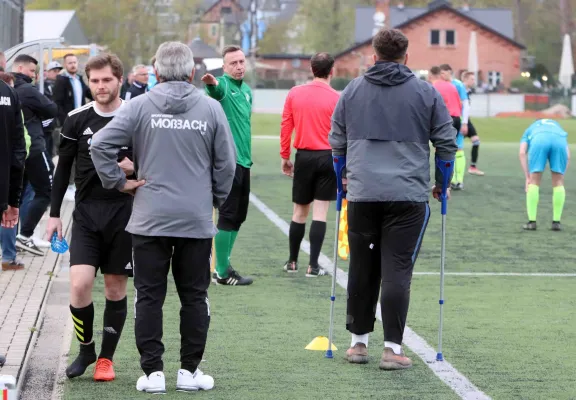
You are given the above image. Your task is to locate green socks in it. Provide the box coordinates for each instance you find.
[215,229,240,277]
[553,186,566,222]
[526,184,539,221]
[229,230,238,255]
[452,151,465,184]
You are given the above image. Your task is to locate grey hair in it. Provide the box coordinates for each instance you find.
[132,64,147,74]
[153,42,195,82]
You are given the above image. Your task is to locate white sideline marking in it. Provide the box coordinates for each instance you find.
[249,192,491,400]
[414,272,576,277]
[253,135,280,140]
[251,136,576,150]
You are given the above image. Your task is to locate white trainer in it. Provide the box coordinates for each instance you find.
[32,236,51,248]
[176,368,214,392]
[136,371,166,394]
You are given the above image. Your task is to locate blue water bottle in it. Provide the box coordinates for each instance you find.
[51,232,69,254]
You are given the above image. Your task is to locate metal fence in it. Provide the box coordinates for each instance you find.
[0,0,23,51]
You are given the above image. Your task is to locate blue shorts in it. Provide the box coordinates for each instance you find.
[456,133,465,149]
[528,135,568,174]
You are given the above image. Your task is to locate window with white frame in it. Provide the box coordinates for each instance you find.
[487,71,502,87]
[430,30,440,45]
[445,30,456,45]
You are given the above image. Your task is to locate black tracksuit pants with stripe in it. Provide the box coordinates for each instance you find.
[132,234,212,375]
[346,201,430,345]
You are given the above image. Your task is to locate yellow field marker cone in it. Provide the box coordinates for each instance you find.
[306,336,337,351]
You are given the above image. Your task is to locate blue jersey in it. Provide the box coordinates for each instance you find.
[452,79,469,102]
[521,119,567,147]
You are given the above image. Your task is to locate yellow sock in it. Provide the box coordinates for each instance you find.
[455,151,465,184]
[526,184,539,221]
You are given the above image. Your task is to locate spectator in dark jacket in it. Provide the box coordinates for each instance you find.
[53,53,92,125]
[0,78,27,272]
[120,71,134,99]
[42,61,63,160]
[124,65,149,100]
[11,54,58,256]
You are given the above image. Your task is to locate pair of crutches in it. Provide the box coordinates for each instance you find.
[325,155,454,361]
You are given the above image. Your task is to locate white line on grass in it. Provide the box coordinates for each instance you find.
[252,136,576,150]
[249,192,491,400]
[253,135,281,140]
[414,272,576,277]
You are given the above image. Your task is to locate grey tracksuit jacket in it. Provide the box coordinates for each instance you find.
[329,61,458,202]
[91,81,237,238]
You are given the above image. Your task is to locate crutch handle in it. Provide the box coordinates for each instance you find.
[333,155,347,212]
[435,156,454,215]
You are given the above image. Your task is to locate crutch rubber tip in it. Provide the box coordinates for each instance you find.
[439,299,444,304]
[325,350,334,358]
[436,353,444,361]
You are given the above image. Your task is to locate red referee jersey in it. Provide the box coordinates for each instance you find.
[280,81,340,159]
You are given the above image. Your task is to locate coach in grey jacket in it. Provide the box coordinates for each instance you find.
[91,42,236,394]
[329,29,457,370]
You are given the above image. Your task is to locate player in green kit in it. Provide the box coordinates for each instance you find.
[202,45,254,286]
[519,119,570,231]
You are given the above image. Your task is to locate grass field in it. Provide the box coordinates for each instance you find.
[63,115,576,399]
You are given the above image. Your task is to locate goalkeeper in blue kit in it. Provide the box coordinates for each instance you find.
[519,119,570,231]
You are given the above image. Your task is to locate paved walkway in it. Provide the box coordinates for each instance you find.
[0,200,73,382]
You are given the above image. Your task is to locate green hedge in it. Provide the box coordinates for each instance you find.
[509,78,543,94]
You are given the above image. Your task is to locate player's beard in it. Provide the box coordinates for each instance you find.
[94,85,119,106]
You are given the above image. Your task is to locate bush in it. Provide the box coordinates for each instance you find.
[331,78,351,91]
[256,79,296,89]
[509,77,543,94]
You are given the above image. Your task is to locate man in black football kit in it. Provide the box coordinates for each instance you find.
[461,71,484,176]
[46,53,133,382]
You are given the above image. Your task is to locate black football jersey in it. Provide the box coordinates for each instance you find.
[59,101,132,202]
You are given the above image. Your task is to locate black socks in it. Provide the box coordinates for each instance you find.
[99,297,128,360]
[309,221,327,268]
[70,303,94,345]
[289,221,306,262]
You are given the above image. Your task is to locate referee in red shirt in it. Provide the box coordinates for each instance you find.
[280,52,340,277]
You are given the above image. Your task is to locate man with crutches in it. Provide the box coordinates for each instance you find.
[328,28,457,370]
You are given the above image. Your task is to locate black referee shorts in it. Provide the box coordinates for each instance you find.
[451,116,461,135]
[70,198,133,276]
[218,164,250,232]
[466,119,478,138]
[292,149,337,205]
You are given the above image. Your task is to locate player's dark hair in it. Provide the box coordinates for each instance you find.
[85,53,124,80]
[372,28,409,62]
[222,45,242,58]
[14,54,38,65]
[429,66,441,75]
[462,71,474,80]
[63,53,77,62]
[310,52,334,79]
[439,64,452,72]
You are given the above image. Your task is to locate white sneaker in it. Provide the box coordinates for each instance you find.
[31,236,51,248]
[136,371,166,394]
[15,234,45,256]
[176,368,214,392]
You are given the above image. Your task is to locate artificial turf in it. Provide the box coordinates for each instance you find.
[63,114,576,399]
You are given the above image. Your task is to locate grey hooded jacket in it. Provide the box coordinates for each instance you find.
[329,61,457,202]
[91,81,237,238]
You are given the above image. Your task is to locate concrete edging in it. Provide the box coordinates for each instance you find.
[15,214,73,397]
